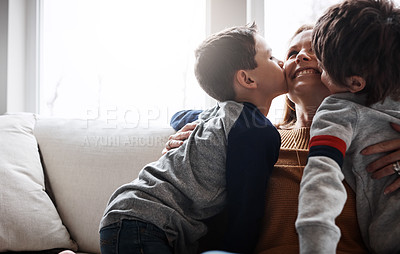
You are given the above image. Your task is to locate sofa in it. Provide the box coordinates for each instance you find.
[0,113,175,253]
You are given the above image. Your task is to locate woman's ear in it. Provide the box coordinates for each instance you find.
[235,70,257,89]
[345,75,366,93]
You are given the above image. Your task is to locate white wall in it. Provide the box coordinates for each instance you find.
[206,0,247,35]
[0,0,38,114]
[0,0,9,114]
[247,0,264,36]
[25,0,40,113]
[7,0,26,113]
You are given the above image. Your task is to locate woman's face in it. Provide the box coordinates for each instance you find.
[283,30,330,107]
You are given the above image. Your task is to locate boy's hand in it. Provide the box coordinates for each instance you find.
[362,123,400,194]
[162,122,198,155]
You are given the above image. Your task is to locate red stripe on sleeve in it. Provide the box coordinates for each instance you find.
[309,135,347,156]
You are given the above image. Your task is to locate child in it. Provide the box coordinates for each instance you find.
[295,0,400,253]
[99,23,287,254]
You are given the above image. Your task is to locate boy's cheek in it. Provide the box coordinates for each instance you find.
[321,73,330,86]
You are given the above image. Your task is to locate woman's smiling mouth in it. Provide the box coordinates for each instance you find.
[294,68,321,78]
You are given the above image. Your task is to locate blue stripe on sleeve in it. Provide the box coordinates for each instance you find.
[309,145,344,168]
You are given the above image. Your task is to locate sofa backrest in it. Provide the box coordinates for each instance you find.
[34,117,175,253]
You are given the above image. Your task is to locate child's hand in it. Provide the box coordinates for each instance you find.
[162,122,197,155]
[362,123,400,194]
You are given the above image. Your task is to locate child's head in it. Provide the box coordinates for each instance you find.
[313,0,400,104]
[194,23,258,101]
[194,23,285,104]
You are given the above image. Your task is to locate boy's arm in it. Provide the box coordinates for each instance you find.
[170,109,202,131]
[162,110,202,154]
[296,98,356,254]
[222,123,280,253]
[296,155,346,254]
[162,122,198,155]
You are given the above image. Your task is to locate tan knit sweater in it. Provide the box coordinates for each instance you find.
[254,128,368,254]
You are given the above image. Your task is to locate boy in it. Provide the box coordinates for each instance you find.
[99,23,287,254]
[295,0,400,253]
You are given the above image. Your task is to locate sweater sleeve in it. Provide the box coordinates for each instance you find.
[222,116,280,253]
[170,109,202,131]
[296,97,357,254]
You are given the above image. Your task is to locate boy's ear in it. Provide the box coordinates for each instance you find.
[235,70,257,89]
[345,75,366,93]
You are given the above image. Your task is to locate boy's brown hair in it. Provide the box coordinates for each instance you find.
[194,23,258,102]
[313,0,400,105]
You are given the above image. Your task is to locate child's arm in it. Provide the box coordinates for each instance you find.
[170,109,202,131]
[296,98,356,254]
[222,121,280,253]
[296,154,347,254]
[162,122,198,155]
[161,109,202,154]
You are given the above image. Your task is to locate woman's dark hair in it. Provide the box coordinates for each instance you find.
[275,96,297,130]
[194,22,258,101]
[313,0,400,105]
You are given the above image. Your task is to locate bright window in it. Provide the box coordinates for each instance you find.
[40,0,206,127]
[40,0,396,126]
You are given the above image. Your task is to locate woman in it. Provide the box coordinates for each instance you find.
[254,25,364,254]
[165,25,400,253]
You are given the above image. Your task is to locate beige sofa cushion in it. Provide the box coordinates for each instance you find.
[34,117,174,253]
[0,114,77,252]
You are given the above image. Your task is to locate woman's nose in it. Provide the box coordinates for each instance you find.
[295,49,312,63]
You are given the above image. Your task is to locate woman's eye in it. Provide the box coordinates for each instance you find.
[287,50,298,59]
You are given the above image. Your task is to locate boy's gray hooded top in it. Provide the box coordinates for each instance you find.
[100,101,280,254]
[296,92,400,254]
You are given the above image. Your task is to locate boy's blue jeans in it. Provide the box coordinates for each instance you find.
[99,219,173,254]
